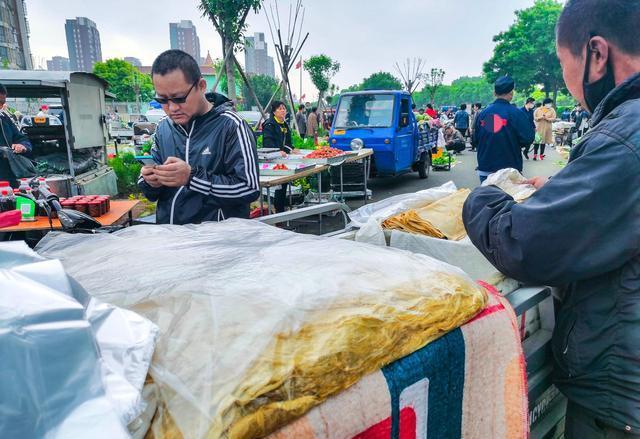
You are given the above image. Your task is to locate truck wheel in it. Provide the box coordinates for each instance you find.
[418,152,430,179]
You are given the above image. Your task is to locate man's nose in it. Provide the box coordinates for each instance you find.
[168,101,180,113]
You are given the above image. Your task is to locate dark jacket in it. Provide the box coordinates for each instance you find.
[463,73,640,432]
[262,115,293,154]
[295,111,307,136]
[453,109,470,129]
[472,98,534,173]
[0,112,31,151]
[520,106,536,131]
[571,109,590,130]
[138,99,260,225]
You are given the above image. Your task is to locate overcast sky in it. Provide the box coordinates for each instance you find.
[27,0,536,99]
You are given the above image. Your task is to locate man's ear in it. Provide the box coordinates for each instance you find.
[198,78,208,92]
[588,36,610,80]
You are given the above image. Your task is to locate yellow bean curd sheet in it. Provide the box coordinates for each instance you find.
[35,219,487,439]
[382,189,471,241]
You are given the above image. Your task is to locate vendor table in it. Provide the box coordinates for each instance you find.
[258,148,373,214]
[0,200,140,233]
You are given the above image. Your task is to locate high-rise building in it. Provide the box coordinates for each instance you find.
[65,17,102,72]
[0,0,33,70]
[46,56,70,71]
[244,32,275,78]
[124,56,142,67]
[169,20,201,63]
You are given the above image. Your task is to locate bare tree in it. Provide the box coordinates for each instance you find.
[424,68,446,104]
[394,58,426,95]
[263,0,309,133]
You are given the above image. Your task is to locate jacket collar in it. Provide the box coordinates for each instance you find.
[591,72,640,126]
[494,98,512,105]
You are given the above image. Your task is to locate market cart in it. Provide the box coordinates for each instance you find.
[0,71,117,196]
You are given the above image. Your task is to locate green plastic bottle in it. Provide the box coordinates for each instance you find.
[15,192,36,222]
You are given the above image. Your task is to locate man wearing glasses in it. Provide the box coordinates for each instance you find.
[139,50,259,224]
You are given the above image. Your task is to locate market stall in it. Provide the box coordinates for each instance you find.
[258,147,373,213]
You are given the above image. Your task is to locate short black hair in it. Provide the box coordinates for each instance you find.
[151,50,201,84]
[298,104,305,111]
[473,103,482,110]
[543,98,554,105]
[426,104,434,110]
[557,0,640,56]
[311,107,317,112]
[526,97,535,104]
[0,83,6,95]
[460,103,467,111]
[270,100,286,114]
[411,103,416,110]
[535,102,542,108]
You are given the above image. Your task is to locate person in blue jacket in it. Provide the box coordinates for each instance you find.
[471,76,535,183]
[453,103,470,140]
[463,0,640,436]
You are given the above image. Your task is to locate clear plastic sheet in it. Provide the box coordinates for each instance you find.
[0,241,158,438]
[482,168,536,202]
[0,242,130,439]
[36,220,488,439]
[351,182,458,246]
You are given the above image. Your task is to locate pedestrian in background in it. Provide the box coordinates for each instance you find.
[471,76,534,183]
[521,97,536,159]
[454,103,470,140]
[295,104,307,139]
[306,107,319,145]
[533,98,556,160]
[469,103,482,151]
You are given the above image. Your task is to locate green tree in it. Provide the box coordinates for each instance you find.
[423,68,446,104]
[414,76,495,107]
[483,0,564,100]
[242,74,278,109]
[210,57,242,97]
[93,59,154,102]
[199,0,263,102]
[304,55,340,109]
[359,72,403,91]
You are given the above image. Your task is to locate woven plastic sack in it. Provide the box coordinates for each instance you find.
[37,220,487,439]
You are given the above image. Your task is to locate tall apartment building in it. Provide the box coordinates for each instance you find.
[0,0,32,69]
[244,32,275,78]
[65,17,102,72]
[46,56,69,71]
[169,20,201,63]
[124,56,142,67]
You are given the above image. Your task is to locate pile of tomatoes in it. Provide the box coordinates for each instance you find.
[304,147,345,159]
[273,164,289,170]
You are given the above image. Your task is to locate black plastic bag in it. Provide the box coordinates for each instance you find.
[4,148,37,178]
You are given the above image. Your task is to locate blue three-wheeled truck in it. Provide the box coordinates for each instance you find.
[329,90,432,179]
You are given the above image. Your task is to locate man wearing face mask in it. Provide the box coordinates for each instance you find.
[462,1,640,437]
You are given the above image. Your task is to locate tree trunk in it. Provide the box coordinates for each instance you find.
[224,38,237,102]
[552,83,559,104]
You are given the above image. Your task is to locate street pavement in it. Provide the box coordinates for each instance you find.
[361,146,564,205]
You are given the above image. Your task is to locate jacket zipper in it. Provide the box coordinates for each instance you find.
[169,122,196,225]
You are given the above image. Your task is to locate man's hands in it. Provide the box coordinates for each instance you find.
[141,157,192,188]
[11,144,27,154]
[525,176,549,190]
[140,165,162,188]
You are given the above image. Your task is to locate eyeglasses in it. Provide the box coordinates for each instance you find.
[154,81,198,105]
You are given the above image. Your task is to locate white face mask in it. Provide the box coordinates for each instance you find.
[545,104,553,109]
